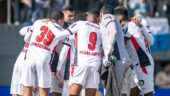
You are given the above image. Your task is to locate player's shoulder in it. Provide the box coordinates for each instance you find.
[85,21,100,29]
[128,21,137,27]
[102,14,115,21]
[101,14,116,27]
[53,23,64,31]
[32,19,45,28]
[34,19,43,24]
[141,18,148,27]
[19,26,33,36]
[69,20,84,28]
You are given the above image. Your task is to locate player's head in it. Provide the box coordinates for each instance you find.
[74,12,87,22]
[86,9,99,24]
[114,5,128,23]
[100,4,114,15]
[50,9,64,27]
[62,5,75,24]
[100,4,114,21]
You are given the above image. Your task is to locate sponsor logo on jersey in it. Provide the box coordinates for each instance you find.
[138,80,144,86]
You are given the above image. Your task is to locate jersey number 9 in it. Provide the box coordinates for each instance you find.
[88,32,97,51]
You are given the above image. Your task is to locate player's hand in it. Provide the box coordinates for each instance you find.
[131,16,143,28]
[56,70,62,80]
[58,82,63,88]
[103,56,111,67]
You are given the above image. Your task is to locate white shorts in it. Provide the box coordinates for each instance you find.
[62,80,69,96]
[69,66,100,89]
[130,53,154,94]
[131,63,154,94]
[20,57,51,88]
[51,72,64,93]
[10,52,25,95]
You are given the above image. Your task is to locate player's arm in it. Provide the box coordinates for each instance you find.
[141,26,154,46]
[19,26,33,36]
[56,43,70,80]
[48,21,73,40]
[104,20,118,57]
[24,26,33,43]
[132,17,154,46]
[140,20,154,46]
[57,44,70,71]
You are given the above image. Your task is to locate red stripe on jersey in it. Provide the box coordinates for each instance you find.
[141,67,148,74]
[145,43,149,48]
[67,28,73,35]
[53,45,57,51]
[24,42,29,48]
[53,41,60,54]
[67,48,71,59]
[106,20,115,27]
[71,64,74,77]
[53,45,58,53]
[130,36,140,51]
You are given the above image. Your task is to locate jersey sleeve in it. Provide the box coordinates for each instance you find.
[23,26,33,43]
[101,15,118,57]
[62,37,72,47]
[57,45,70,70]
[102,14,115,27]
[19,26,33,36]
[48,21,71,40]
[128,22,139,35]
[140,19,154,46]
[67,21,82,34]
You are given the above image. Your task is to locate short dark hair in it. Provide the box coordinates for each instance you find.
[50,9,64,21]
[88,9,99,17]
[74,12,87,21]
[100,4,114,14]
[62,5,74,12]
[114,6,128,20]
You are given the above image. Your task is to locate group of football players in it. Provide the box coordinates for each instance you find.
[10,4,155,96]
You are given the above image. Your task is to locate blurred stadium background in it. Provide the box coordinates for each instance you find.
[0,0,170,96]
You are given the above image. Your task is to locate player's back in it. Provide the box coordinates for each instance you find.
[27,20,64,59]
[71,21,102,67]
[128,21,148,52]
[127,21,153,67]
[123,22,139,65]
[100,14,130,62]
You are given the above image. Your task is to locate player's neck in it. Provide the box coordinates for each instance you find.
[120,20,128,27]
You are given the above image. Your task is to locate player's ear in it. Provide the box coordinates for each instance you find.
[99,13,103,21]
[85,15,88,21]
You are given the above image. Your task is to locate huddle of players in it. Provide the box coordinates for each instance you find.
[10,4,154,96]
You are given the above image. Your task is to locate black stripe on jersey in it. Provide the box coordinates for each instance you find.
[67,28,73,35]
[62,42,71,47]
[50,51,59,72]
[106,20,115,27]
[131,36,151,67]
[64,49,71,80]
[137,47,151,67]
[112,42,121,60]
